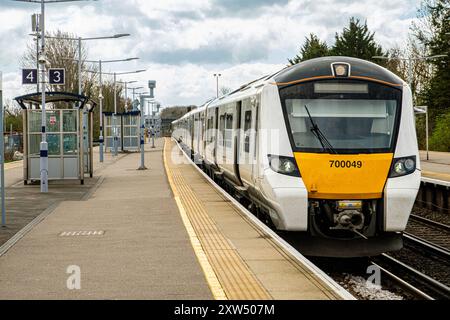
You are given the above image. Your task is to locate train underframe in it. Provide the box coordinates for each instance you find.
[181,142,403,258]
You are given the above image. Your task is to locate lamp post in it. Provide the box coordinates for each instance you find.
[213,73,221,98]
[15,0,99,192]
[372,54,448,92]
[76,57,138,162]
[128,86,144,104]
[373,54,447,161]
[43,33,130,163]
[99,70,146,156]
[117,80,137,112]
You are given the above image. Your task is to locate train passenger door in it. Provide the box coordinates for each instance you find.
[251,97,259,184]
[218,109,226,166]
[239,99,257,184]
[238,98,253,185]
[200,112,205,158]
[205,109,216,165]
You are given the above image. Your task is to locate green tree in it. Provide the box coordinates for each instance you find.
[414,0,450,145]
[429,111,450,152]
[331,17,385,61]
[289,33,329,65]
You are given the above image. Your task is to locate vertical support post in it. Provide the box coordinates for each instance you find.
[39,0,48,193]
[78,37,82,101]
[151,102,155,149]
[113,72,118,156]
[124,82,128,112]
[36,36,40,93]
[1,71,6,227]
[99,60,104,162]
[9,124,13,149]
[79,109,84,185]
[138,94,147,170]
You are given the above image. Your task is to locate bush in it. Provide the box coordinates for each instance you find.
[429,111,450,152]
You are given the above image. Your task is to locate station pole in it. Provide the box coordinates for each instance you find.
[124,82,128,112]
[1,72,6,227]
[36,36,40,93]
[138,94,147,170]
[39,0,48,193]
[151,102,155,148]
[113,72,118,156]
[99,60,104,162]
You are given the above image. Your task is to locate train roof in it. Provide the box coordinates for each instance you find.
[273,56,404,88]
[172,56,405,124]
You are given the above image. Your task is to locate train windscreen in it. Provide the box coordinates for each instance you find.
[279,80,402,154]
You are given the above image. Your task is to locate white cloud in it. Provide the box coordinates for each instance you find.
[0,0,422,108]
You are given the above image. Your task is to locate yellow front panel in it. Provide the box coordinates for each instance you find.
[294,153,393,200]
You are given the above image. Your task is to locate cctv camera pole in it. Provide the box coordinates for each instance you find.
[39,0,48,193]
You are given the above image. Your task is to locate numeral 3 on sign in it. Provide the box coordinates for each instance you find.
[49,68,65,85]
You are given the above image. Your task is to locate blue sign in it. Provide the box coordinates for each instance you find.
[22,69,38,85]
[49,68,65,85]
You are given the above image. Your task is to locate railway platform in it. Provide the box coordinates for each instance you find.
[0,138,351,300]
[420,150,450,183]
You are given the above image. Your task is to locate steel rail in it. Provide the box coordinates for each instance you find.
[377,253,450,300]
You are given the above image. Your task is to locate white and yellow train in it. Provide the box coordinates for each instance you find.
[172,57,421,257]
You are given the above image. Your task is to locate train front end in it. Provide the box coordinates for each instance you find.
[272,57,421,256]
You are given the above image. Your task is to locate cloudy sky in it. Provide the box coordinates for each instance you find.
[1,0,421,109]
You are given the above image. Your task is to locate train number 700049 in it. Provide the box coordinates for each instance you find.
[329,160,363,169]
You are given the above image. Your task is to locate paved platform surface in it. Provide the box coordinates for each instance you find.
[0,139,348,300]
[420,150,450,182]
[0,140,211,299]
[165,138,347,300]
[0,148,128,247]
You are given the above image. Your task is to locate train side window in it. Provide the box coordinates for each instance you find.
[219,114,225,147]
[244,110,252,153]
[209,117,215,142]
[225,114,233,148]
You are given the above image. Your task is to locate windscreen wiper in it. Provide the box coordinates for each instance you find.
[304,105,337,154]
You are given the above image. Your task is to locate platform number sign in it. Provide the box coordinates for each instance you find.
[22,69,38,85]
[49,68,65,85]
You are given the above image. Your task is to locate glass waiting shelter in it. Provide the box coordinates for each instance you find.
[103,111,140,152]
[15,92,96,185]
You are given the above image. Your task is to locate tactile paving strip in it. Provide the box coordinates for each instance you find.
[164,138,271,300]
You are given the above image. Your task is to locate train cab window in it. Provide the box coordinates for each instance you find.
[279,80,402,154]
[244,110,252,153]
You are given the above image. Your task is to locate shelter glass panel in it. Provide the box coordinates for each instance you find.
[29,134,41,156]
[63,110,77,132]
[47,134,60,155]
[63,134,78,155]
[29,111,41,133]
[46,111,60,133]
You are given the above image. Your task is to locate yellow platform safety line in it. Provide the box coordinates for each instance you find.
[422,170,450,182]
[163,139,227,300]
[163,138,272,300]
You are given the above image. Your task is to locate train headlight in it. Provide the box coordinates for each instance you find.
[389,156,416,178]
[268,155,301,177]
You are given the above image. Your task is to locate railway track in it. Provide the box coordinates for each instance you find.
[369,214,450,300]
[180,143,450,300]
[372,253,450,300]
[407,214,450,251]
